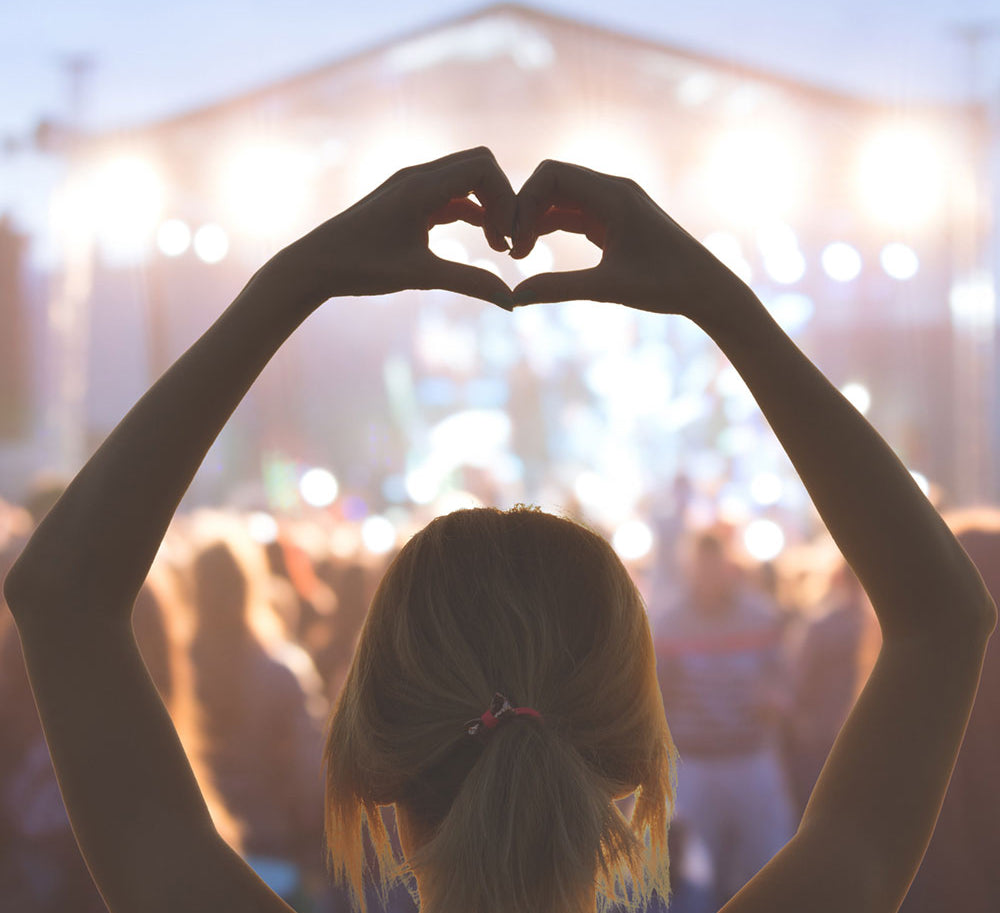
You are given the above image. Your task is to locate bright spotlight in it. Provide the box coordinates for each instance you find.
[703,127,805,223]
[856,124,949,229]
[90,155,164,262]
[361,515,397,554]
[157,219,191,257]
[840,382,872,415]
[880,243,919,280]
[743,519,785,561]
[821,242,862,282]
[613,519,654,561]
[299,468,339,508]
[193,223,229,264]
[219,142,314,238]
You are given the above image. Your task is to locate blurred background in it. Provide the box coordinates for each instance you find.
[0,0,998,561]
[2,3,1000,911]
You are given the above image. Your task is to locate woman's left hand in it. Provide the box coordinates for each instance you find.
[277,146,516,309]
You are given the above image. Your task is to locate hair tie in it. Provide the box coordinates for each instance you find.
[465,692,543,738]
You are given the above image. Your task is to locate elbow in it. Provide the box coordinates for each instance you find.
[976,591,998,642]
[1,541,75,627]
[2,550,43,623]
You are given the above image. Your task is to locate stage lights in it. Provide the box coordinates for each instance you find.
[156,219,191,257]
[880,242,919,280]
[702,126,806,224]
[299,467,339,508]
[821,242,862,282]
[840,382,872,415]
[361,515,397,554]
[855,123,950,230]
[743,518,785,561]
[217,141,315,240]
[613,519,654,561]
[949,271,996,338]
[193,223,229,264]
[57,154,165,264]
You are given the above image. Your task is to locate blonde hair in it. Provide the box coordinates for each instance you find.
[324,506,678,913]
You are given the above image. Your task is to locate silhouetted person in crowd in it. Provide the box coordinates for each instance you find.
[3,148,995,913]
[185,516,327,905]
[653,531,794,908]
[785,561,877,814]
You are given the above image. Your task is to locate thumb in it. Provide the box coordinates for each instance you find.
[511,267,605,306]
[424,255,514,310]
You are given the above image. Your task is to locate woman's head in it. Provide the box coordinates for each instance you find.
[324,506,677,913]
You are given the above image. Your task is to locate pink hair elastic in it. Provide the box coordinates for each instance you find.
[465,692,544,738]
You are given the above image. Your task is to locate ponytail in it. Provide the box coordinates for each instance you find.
[412,716,670,913]
[324,507,678,913]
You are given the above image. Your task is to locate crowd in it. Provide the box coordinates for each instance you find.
[1,481,997,912]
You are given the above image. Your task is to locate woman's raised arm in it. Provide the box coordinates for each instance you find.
[1,147,515,913]
[511,160,997,913]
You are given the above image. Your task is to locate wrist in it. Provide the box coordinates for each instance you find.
[688,275,768,344]
[253,243,334,316]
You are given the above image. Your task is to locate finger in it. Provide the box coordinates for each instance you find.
[534,206,607,248]
[422,254,514,310]
[513,160,620,259]
[418,148,516,251]
[427,197,486,229]
[511,267,607,306]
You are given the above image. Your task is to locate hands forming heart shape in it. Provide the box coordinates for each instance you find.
[288,146,748,322]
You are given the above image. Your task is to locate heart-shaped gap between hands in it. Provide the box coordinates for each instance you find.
[428,194,602,296]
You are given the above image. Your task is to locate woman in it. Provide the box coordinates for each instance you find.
[3,147,995,913]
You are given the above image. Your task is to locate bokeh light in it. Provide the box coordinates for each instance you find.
[821,242,862,282]
[613,519,654,561]
[856,123,950,229]
[299,467,339,507]
[247,511,279,544]
[743,518,785,561]
[880,242,919,280]
[193,223,229,264]
[910,470,931,497]
[840,382,872,415]
[702,126,806,223]
[749,472,784,506]
[157,218,191,257]
[218,141,316,239]
[361,515,397,554]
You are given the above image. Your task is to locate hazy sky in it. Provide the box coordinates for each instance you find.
[1,0,998,140]
[1,0,997,244]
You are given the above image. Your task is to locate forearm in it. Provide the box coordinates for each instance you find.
[696,285,994,640]
[4,254,321,619]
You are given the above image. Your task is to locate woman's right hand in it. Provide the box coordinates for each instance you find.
[510,159,752,323]
[272,146,516,310]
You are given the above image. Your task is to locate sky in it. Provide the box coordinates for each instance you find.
[1,0,999,141]
[1,0,998,244]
